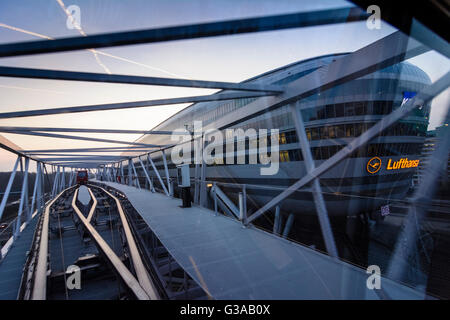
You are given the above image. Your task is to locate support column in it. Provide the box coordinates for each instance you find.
[29,161,40,221]
[273,206,281,235]
[37,162,44,213]
[23,163,30,220]
[194,135,201,204]
[282,213,294,239]
[107,166,112,182]
[57,166,62,193]
[162,150,172,196]
[130,160,141,189]
[199,136,207,207]
[138,156,154,192]
[128,159,132,186]
[43,164,50,203]
[194,163,200,204]
[52,166,59,197]
[112,164,116,182]
[61,166,65,191]
[120,161,125,184]
[148,154,169,196]
[290,102,338,257]
[68,169,73,186]
[0,156,20,221]
[15,157,30,239]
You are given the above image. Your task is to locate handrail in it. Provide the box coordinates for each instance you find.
[31,185,76,300]
[194,178,450,211]
[91,185,160,300]
[211,184,240,219]
[16,209,43,300]
[72,188,151,300]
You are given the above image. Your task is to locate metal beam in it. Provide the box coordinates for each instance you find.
[51,166,59,197]
[147,154,169,196]
[138,157,154,192]
[273,206,281,235]
[61,167,66,190]
[127,160,132,186]
[161,150,172,196]
[0,90,275,121]
[0,134,38,161]
[119,162,125,184]
[37,156,127,161]
[56,166,62,194]
[290,102,338,257]
[4,130,162,147]
[37,162,44,214]
[26,151,146,155]
[246,70,450,224]
[29,161,40,220]
[14,157,29,239]
[50,161,115,166]
[282,214,294,239]
[0,156,20,221]
[112,164,118,182]
[0,66,282,93]
[212,184,240,219]
[0,126,180,134]
[69,168,75,186]
[26,153,131,157]
[22,146,153,153]
[130,160,141,189]
[0,7,368,58]
[52,163,101,168]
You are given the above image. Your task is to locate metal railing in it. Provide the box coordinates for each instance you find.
[0,193,49,261]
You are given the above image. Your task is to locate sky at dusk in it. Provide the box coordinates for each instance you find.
[0,0,448,171]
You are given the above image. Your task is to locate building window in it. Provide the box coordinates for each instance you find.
[280,150,290,162]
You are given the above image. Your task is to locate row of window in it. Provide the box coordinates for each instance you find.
[277,122,427,145]
[305,122,428,141]
[301,100,430,122]
[152,142,423,169]
[236,112,427,142]
[280,143,423,162]
[164,97,257,131]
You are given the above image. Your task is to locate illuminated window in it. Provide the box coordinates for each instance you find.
[306,129,312,141]
[279,133,287,144]
[279,150,290,162]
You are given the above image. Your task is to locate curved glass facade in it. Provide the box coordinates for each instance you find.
[135,53,432,219]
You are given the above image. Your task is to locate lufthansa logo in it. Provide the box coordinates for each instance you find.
[367,157,382,174]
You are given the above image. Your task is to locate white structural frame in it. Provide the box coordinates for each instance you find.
[0,5,448,298]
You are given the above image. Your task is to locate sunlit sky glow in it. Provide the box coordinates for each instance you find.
[0,0,448,171]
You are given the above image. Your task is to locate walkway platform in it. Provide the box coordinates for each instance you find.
[96,181,425,300]
[0,214,39,300]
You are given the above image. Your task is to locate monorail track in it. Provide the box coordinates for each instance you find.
[18,184,162,300]
[71,187,156,300]
[17,182,207,300]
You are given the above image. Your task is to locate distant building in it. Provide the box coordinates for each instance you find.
[129,54,432,217]
[414,124,449,194]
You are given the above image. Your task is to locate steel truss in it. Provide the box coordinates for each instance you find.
[0,3,448,300]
